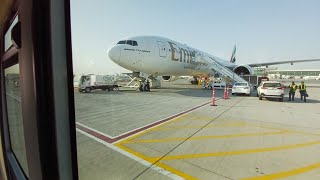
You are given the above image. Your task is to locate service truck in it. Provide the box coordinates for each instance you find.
[241,75,269,89]
[78,74,119,93]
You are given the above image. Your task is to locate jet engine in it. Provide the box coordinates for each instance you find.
[161,76,179,82]
[233,65,253,75]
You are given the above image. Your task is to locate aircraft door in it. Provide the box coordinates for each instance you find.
[157,41,167,57]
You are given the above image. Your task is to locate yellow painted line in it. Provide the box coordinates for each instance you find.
[121,113,190,143]
[245,123,320,137]
[115,142,198,179]
[219,119,320,137]
[124,131,290,144]
[115,142,155,162]
[114,113,202,179]
[150,140,320,161]
[154,122,249,131]
[192,118,215,121]
[154,161,198,180]
[242,162,320,180]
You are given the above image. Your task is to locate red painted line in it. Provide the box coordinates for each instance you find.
[76,124,113,143]
[77,99,218,143]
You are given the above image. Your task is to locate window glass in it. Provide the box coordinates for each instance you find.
[117,40,126,44]
[70,1,320,180]
[4,16,19,51]
[126,40,133,45]
[132,41,137,46]
[4,64,29,177]
[263,83,281,87]
[234,83,247,86]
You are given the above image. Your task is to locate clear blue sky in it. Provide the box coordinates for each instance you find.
[71,0,320,75]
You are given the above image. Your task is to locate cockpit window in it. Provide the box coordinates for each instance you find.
[133,41,138,46]
[117,40,126,44]
[118,40,138,46]
[126,40,133,45]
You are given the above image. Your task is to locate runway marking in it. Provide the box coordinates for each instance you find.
[113,101,223,179]
[115,98,248,179]
[119,113,190,144]
[202,119,320,137]
[115,142,197,180]
[123,131,290,144]
[76,122,114,138]
[153,122,252,131]
[77,129,184,180]
[112,98,320,179]
[242,162,320,180]
[243,122,320,137]
[149,140,320,161]
[76,100,214,143]
[76,101,219,179]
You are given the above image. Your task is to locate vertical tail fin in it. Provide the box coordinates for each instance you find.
[230,45,236,63]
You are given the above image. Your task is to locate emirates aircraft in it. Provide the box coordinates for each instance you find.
[107,36,320,83]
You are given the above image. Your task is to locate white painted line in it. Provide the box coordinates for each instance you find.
[76,122,114,138]
[77,128,183,180]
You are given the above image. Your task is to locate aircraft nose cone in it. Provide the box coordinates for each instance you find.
[107,46,120,62]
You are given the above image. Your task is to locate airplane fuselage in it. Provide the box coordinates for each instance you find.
[108,36,236,77]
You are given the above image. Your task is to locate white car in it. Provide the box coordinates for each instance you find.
[232,82,252,96]
[257,81,284,102]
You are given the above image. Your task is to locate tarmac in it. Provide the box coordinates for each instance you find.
[75,79,320,180]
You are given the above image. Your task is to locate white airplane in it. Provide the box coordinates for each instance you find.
[107,36,320,83]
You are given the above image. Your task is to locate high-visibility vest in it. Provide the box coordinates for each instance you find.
[300,84,306,91]
[289,84,297,92]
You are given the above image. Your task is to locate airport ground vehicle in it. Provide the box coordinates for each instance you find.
[241,75,269,89]
[232,82,252,95]
[78,74,119,93]
[241,75,258,88]
[257,81,284,101]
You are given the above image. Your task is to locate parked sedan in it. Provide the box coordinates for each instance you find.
[257,81,284,102]
[232,82,252,96]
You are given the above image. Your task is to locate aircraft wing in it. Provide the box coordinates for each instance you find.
[248,59,320,67]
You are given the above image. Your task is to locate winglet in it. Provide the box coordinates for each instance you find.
[230,45,236,63]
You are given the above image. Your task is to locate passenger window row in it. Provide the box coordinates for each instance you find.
[117,40,138,46]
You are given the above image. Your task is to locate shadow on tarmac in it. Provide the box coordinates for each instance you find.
[176,89,224,98]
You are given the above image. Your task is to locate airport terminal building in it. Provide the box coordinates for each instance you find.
[254,68,320,79]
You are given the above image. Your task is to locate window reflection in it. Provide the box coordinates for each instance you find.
[4,64,29,177]
[4,16,18,51]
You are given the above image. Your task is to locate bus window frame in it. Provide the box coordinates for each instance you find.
[1,0,79,179]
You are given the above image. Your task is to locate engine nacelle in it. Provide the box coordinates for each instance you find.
[233,64,253,75]
[161,76,179,82]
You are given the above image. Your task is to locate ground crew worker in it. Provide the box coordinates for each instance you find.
[138,79,143,91]
[145,80,151,91]
[299,81,307,102]
[288,81,297,101]
[202,78,206,88]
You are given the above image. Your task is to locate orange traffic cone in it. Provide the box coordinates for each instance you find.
[226,86,230,99]
[211,87,217,106]
[224,86,227,99]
